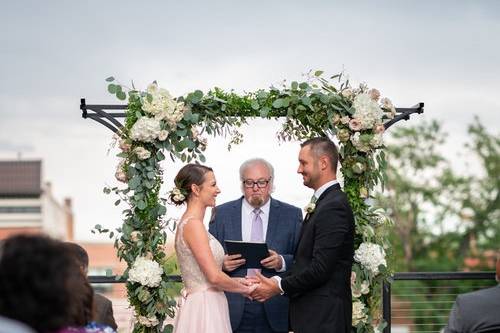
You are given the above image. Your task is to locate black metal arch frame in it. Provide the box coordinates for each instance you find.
[80,98,424,134]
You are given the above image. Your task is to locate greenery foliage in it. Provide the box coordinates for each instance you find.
[99,72,403,333]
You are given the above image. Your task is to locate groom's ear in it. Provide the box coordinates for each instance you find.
[319,155,329,171]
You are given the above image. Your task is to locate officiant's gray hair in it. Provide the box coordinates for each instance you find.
[239,158,275,192]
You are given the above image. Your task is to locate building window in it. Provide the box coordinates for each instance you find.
[0,206,41,213]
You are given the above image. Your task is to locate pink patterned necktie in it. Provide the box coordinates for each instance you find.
[247,208,263,276]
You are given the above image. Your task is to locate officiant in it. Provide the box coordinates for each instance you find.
[209,158,302,333]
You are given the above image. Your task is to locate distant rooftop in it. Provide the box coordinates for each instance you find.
[0,160,42,197]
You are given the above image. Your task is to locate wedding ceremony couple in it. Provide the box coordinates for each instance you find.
[171,137,355,333]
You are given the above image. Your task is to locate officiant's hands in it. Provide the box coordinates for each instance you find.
[260,249,282,270]
[223,254,246,272]
[249,272,281,302]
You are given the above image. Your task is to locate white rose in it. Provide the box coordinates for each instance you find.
[137,315,159,327]
[359,187,368,198]
[119,139,132,152]
[340,116,350,125]
[134,147,151,160]
[130,231,141,242]
[115,160,127,183]
[341,88,353,99]
[350,132,371,153]
[128,256,163,288]
[337,129,351,143]
[352,300,367,326]
[370,133,384,148]
[157,130,169,141]
[130,117,162,143]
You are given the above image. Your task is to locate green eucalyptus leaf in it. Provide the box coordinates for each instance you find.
[105,76,115,82]
[107,84,117,94]
[272,99,283,108]
[117,91,127,100]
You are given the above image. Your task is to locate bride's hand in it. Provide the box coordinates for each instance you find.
[243,283,258,300]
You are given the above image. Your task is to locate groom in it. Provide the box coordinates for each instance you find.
[250,137,355,333]
[209,158,302,333]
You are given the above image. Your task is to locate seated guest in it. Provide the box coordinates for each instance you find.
[0,234,115,333]
[444,253,500,333]
[64,242,118,331]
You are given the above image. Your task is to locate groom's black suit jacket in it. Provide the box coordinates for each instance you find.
[281,183,354,333]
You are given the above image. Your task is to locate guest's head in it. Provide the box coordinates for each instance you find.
[171,163,220,207]
[239,158,274,208]
[64,242,89,275]
[298,137,339,190]
[0,234,93,333]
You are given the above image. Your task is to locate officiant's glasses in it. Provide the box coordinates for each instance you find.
[243,178,271,188]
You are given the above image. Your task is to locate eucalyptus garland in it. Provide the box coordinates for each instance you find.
[100,71,395,333]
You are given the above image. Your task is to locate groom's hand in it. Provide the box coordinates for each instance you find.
[223,254,245,272]
[260,249,282,270]
[250,272,280,302]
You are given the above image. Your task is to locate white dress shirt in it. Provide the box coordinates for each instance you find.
[242,198,286,272]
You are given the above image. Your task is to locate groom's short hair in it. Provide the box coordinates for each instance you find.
[301,137,339,173]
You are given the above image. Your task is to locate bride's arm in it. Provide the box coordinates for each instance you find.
[183,219,251,294]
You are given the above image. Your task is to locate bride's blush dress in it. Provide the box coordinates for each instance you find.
[173,217,232,333]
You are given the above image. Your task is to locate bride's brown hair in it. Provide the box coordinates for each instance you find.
[170,164,213,206]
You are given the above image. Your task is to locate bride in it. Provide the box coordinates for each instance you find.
[170,164,256,333]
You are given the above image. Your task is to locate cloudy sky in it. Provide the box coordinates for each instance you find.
[1,1,498,241]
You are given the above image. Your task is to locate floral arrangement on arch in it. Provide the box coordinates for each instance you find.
[98,71,395,333]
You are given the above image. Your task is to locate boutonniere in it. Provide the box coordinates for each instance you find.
[304,202,316,214]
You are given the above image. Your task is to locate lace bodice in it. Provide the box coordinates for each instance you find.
[175,217,225,293]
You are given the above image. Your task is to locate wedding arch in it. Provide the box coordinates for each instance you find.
[80,71,423,333]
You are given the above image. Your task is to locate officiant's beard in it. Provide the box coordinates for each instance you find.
[249,195,265,208]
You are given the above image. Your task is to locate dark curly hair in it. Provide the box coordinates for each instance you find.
[169,163,213,206]
[0,234,93,332]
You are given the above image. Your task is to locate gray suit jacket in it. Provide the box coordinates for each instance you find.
[93,293,118,330]
[445,284,500,333]
[209,197,302,332]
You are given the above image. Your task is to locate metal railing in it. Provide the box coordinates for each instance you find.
[89,271,496,333]
[382,272,496,333]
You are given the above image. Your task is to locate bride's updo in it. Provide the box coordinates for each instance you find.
[170,164,213,206]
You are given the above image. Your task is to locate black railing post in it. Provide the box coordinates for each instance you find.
[383,280,391,333]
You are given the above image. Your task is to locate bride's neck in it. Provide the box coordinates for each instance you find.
[183,200,207,221]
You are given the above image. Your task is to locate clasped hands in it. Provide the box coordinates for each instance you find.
[236,272,281,302]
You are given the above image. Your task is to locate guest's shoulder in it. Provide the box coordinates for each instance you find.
[94,292,112,306]
[457,285,500,304]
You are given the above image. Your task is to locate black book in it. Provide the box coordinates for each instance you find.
[224,240,269,269]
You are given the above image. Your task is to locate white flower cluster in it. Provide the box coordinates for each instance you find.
[142,83,177,118]
[134,147,151,160]
[354,242,387,276]
[171,187,186,203]
[130,117,162,143]
[371,208,392,226]
[128,256,163,288]
[352,93,384,130]
[352,300,368,326]
[137,314,159,327]
[142,83,186,129]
